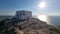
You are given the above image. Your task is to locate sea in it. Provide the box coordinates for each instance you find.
[0,16,60,27]
[0,16,12,19]
[47,16,60,27]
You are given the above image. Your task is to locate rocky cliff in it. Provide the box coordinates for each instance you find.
[0,18,60,34]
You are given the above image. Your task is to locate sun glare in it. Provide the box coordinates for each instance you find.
[38,2,46,8]
[37,15,47,21]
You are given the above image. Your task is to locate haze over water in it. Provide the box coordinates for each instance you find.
[46,16,60,27]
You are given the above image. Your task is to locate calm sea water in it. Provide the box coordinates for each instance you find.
[0,16,60,26]
[47,16,60,27]
[0,16,12,19]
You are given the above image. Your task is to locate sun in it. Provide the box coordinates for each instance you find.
[37,15,47,21]
[38,2,46,8]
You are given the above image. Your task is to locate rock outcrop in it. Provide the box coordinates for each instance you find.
[0,18,60,34]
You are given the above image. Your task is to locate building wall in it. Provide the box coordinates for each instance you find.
[15,10,32,20]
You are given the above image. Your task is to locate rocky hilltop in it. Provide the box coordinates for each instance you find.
[0,18,60,34]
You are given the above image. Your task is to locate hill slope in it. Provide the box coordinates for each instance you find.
[0,18,60,34]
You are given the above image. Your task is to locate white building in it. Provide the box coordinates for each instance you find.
[15,10,32,20]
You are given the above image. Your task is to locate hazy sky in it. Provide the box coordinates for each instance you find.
[0,0,60,16]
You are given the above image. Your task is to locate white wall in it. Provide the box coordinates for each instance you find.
[15,10,32,20]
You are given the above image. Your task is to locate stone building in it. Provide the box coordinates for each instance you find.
[15,10,32,20]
